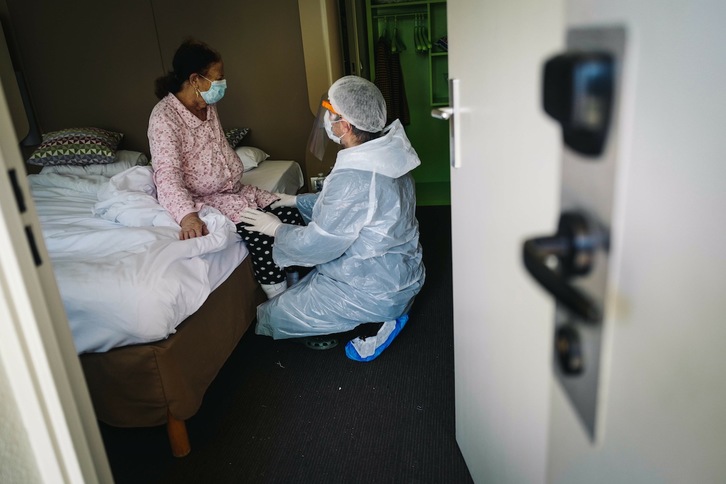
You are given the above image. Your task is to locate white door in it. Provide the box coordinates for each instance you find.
[446,1,564,481]
[447,1,726,483]
[0,79,112,481]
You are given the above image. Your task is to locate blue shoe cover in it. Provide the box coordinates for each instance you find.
[345,314,409,362]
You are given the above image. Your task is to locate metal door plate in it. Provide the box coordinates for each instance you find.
[554,25,626,442]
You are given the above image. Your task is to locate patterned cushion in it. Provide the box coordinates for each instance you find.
[225,127,250,148]
[28,127,123,166]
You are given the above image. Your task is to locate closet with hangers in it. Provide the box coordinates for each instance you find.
[364,0,450,206]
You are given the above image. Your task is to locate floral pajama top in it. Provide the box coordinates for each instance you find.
[148,93,277,223]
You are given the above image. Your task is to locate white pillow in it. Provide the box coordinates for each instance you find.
[235,146,269,172]
[39,150,149,176]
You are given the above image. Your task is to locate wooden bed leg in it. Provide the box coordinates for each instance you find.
[166,409,191,457]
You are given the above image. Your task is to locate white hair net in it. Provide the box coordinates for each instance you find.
[328,75,387,133]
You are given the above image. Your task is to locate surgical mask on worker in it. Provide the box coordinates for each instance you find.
[324,111,344,144]
[199,76,227,104]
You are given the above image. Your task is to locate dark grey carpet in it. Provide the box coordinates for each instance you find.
[100,205,472,483]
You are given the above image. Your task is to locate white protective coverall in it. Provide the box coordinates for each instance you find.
[255,119,425,339]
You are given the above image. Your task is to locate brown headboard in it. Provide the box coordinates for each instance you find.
[2,0,316,173]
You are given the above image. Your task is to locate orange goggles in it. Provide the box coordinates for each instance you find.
[322,99,339,116]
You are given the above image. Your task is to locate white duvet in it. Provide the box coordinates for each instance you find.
[29,166,248,354]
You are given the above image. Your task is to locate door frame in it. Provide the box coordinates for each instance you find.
[0,77,111,482]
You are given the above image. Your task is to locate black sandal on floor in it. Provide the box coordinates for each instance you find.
[302,336,339,350]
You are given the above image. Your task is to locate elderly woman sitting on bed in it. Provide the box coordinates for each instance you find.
[148,39,301,299]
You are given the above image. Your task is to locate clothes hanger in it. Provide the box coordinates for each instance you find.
[414,14,423,52]
[416,13,429,53]
[379,16,388,42]
[391,16,406,54]
[424,13,432,50]
[391,16,399,53]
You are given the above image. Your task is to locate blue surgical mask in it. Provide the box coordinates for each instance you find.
[324,111,344,144]
[199,75,227,104]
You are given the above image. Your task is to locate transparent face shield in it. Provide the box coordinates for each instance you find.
[307,95,340,162]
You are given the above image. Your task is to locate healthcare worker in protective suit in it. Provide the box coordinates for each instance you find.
[239,76,425,353]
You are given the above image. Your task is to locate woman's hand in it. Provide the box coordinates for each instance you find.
[179,212,209,240]
[270,193,298,209]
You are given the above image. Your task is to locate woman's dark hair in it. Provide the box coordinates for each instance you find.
[154,39,221,99]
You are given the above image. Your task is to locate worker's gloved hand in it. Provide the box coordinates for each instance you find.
[238,208,282,237]
[270,193,298,209]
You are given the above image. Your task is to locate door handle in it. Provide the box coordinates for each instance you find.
[430,78,461,168]
[522,211,605,322]
[431,107,453,120]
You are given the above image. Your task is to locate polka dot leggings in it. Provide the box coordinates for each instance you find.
[235,206,304,285]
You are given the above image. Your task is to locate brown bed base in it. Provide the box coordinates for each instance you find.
[80,256,265,457]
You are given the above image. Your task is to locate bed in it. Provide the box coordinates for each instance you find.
[28,144,304,457]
